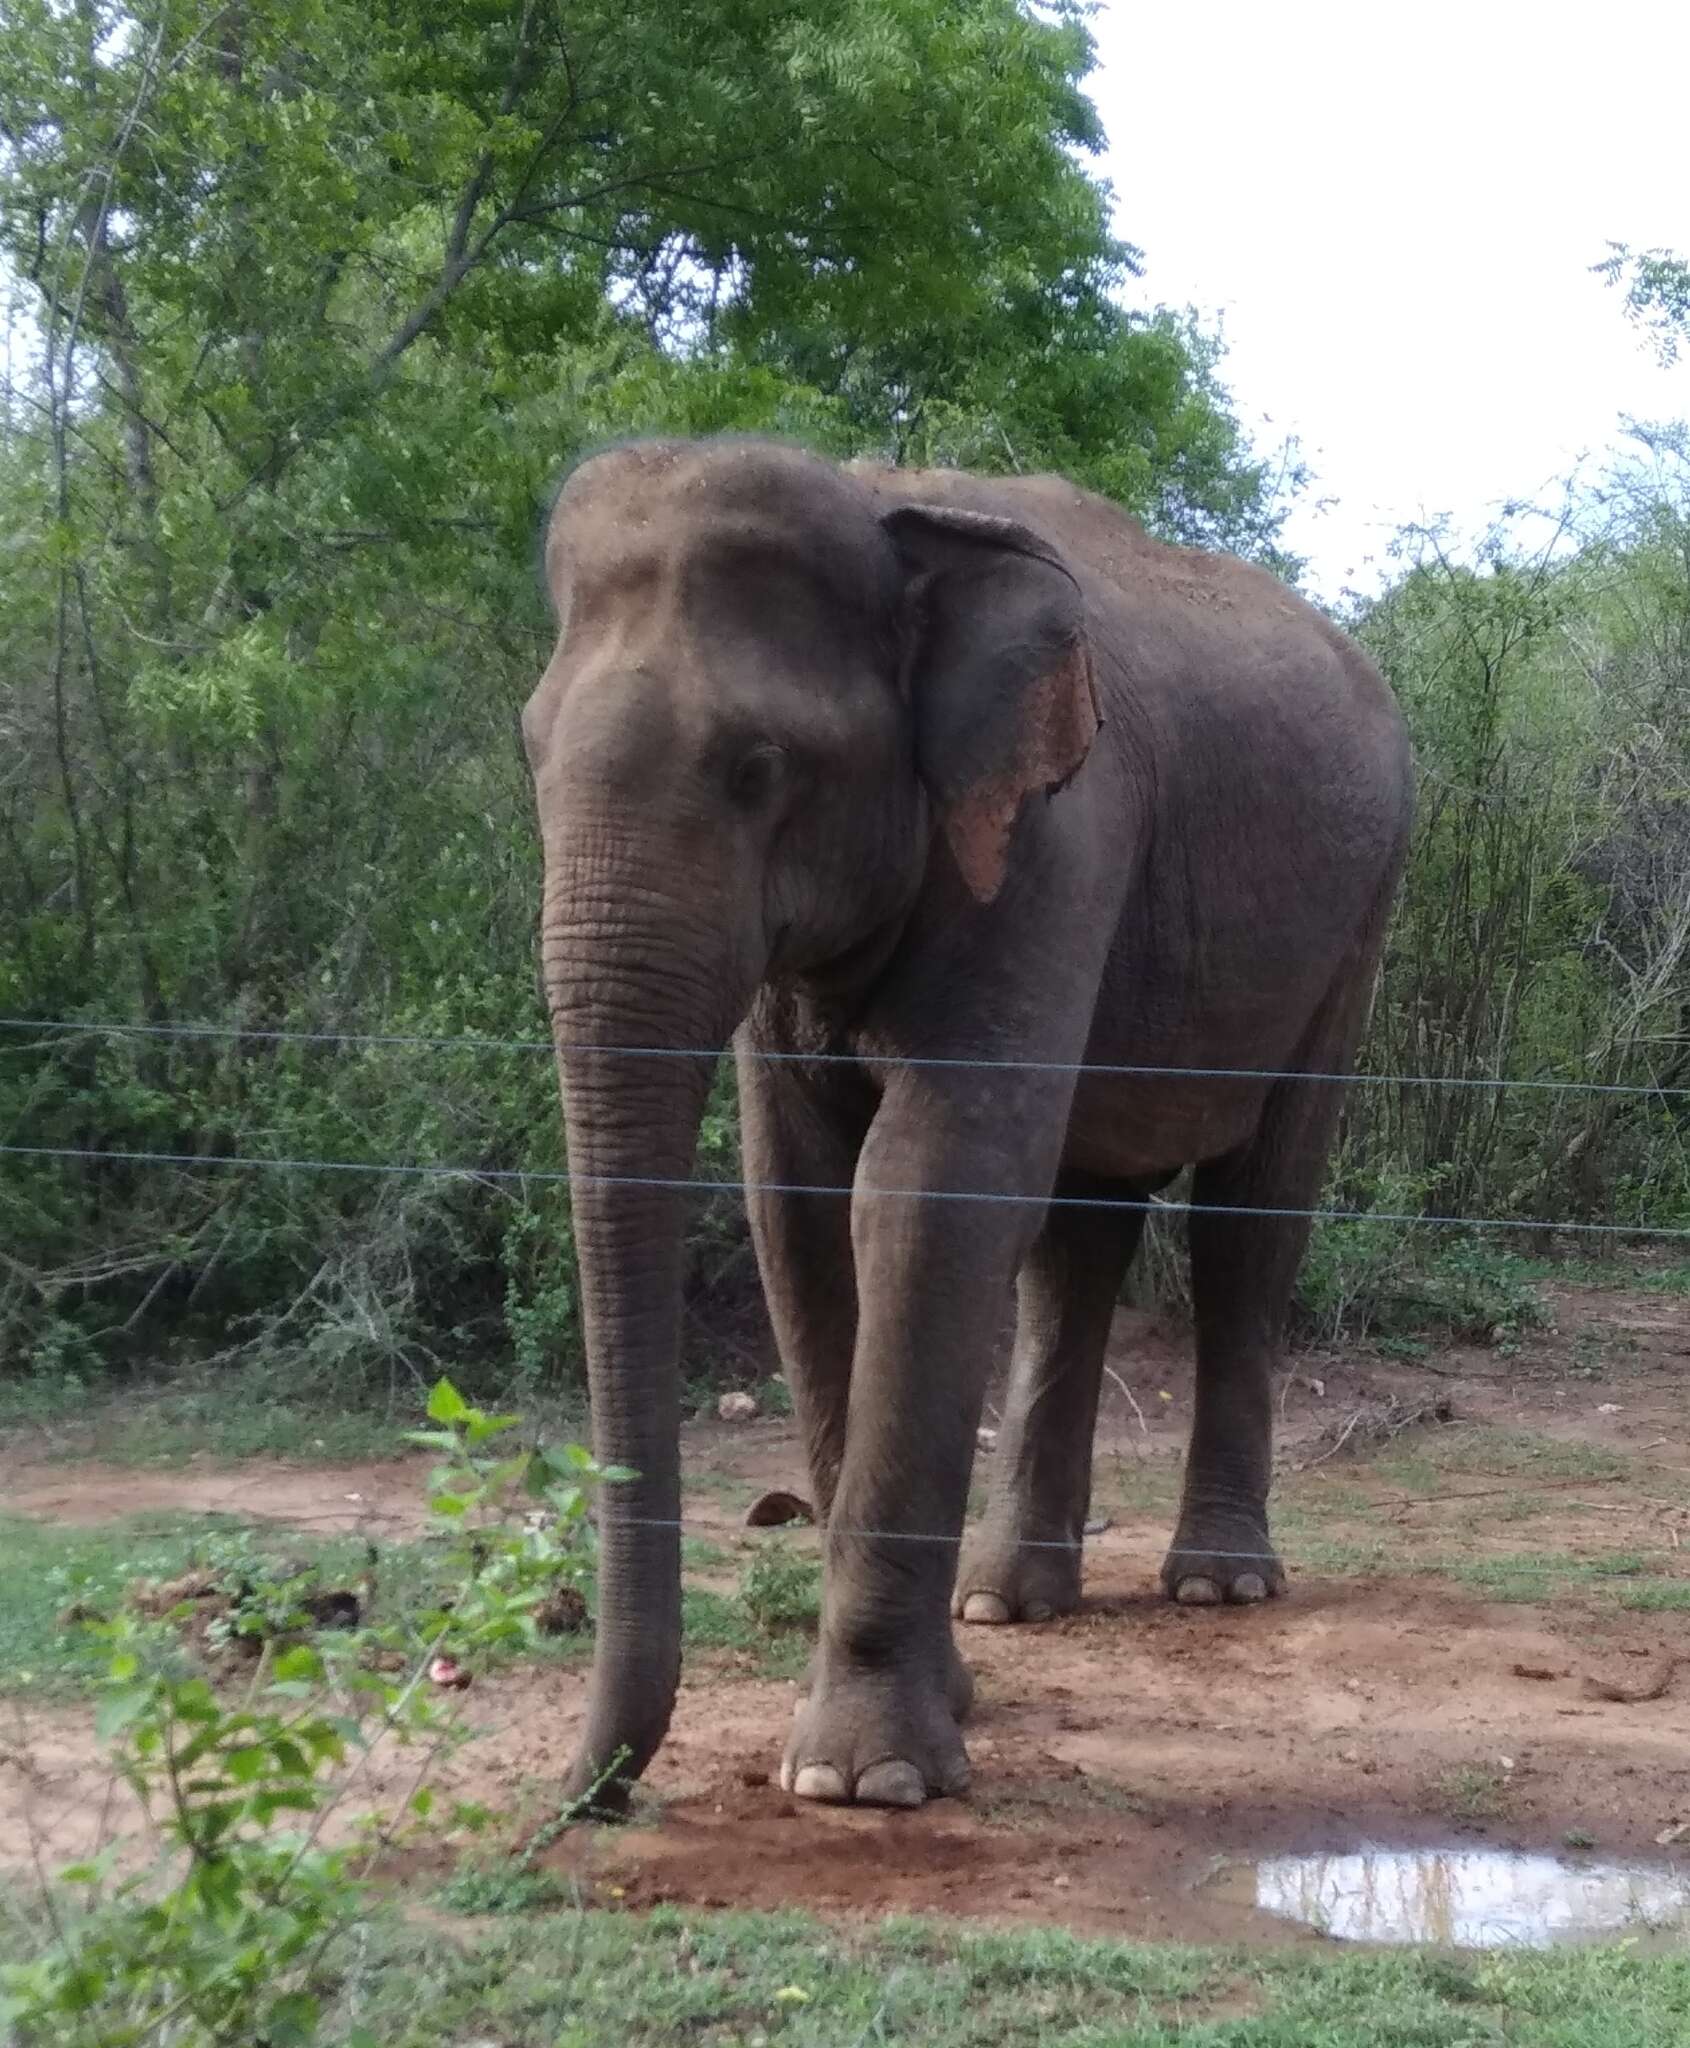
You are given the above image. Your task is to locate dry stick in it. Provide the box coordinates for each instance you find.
[1584,1656,1688,1706]
[1103,1364,1151,1439]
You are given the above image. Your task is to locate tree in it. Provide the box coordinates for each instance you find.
[1595,242,1690,365]
[0,0,1288,1388]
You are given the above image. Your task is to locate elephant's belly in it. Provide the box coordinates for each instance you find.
[1059,1071,1272,1180]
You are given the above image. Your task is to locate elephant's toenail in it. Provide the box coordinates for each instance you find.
[855,1760,927,1808]
[791,1764,850,1803]
[1022,1599,1053,1622]
[961,1592,1012,1625]
[1176,1576,1222,1606]
[1230,1572,1269,1603]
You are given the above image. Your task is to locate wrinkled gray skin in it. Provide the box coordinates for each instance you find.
[524,436,1414,1814]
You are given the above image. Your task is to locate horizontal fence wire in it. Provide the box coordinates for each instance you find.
[5,1140,1690,1238]
[215,1491,1689,1575]
[4,1014,1690,1097]
[5,1025,1684,1595]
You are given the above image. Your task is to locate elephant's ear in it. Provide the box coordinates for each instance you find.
[883,503,1101,905]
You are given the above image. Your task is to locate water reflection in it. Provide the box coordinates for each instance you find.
[1231,1849,1690,1947]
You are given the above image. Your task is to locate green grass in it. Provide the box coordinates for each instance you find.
[682,1556,817,1681]
[0,1510,593,1700]
[1435,1763,1514,1822]
[739,1545,821,1633]
[1375,1425,1631,1491]
[1445,1550,1632,1602]
[332,1907,1690,2046]
[5,1355,598,1467]
[5,1372,408,1465]
[1509,1253,1690,1296]
[2,1507,813,1703]
[0,1510,223,1694]
[1616,1580,1690,1612]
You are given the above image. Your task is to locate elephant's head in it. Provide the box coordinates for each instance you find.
[523,437,1100,1807]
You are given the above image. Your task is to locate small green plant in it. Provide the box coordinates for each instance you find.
[1436,1763,1513,1821]
[0,1380,615,2047]
[436,1866,570,1916]
[738,1546,821,1634]
[1563,1827,1596,1850]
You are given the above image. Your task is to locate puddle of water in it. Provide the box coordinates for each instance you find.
[1208,1848,1690,1948]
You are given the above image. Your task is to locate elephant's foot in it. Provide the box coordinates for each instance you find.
[782,1658,971,1809]
[797,1637,975,1723]
[952,1527,1082,1625]
[1161,1507,1284,1606]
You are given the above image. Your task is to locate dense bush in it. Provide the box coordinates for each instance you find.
[5,9,1689,1398]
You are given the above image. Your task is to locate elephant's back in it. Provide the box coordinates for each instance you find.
[853,463,1400,745]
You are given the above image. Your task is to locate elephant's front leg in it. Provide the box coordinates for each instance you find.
[737,1054,863,1524]
[782,1083,1063,1808]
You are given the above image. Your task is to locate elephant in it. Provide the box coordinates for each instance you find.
[522,434,1414,1815]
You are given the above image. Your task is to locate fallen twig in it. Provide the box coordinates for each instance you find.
[1294,1393,1454,1471]
[1583,1655,1687,1705]
[1104,1364,1150,1439]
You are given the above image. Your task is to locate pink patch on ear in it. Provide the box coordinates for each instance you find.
[942,638,1101,904]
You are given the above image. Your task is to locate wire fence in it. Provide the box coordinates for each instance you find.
[2,1013,1686,1589]
[7,1013,1690,1238]
[8,1139,1690,1239]
[6,1012,1690,1096]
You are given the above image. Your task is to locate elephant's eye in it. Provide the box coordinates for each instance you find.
[726,742,788,811]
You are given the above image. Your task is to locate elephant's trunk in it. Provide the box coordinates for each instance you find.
[543,848,741,1813]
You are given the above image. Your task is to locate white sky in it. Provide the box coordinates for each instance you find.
[1089,0,1688,596]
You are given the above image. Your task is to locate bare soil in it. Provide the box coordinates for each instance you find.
[5,1282,1688,1944]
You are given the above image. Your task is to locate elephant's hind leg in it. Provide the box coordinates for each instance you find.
[1163,975,1371,1607]
[955,1175,1145,1625]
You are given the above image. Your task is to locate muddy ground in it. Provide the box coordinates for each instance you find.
[4,1278,1687,1945]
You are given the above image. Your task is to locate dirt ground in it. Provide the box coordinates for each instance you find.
[5,1280,1688,1944]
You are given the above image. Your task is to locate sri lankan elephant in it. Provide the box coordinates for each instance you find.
[523,435,1414,1814]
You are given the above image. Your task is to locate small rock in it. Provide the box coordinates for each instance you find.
[428,1655,471,1690]
[744,1489,816,1528]
[1339,1747,1360,1764]
[1597,1402,1622,1415]
[718,1391,759,1423]
[1655,1821,1689,1847]
[976,1426,999,1451]
[1051,1873,1072,1890]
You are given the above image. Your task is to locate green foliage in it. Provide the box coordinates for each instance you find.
[0,0,1283,1397]
[434,1866,569,1917]
[10,3,1690,1398]
[0,1379,609,2047]
[738,1544,822,1635]
[1596,242,1690,364]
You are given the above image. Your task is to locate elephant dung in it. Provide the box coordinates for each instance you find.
[744,1490,816,1528]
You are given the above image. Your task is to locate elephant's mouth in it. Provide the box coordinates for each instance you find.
[779,907,911,1002]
